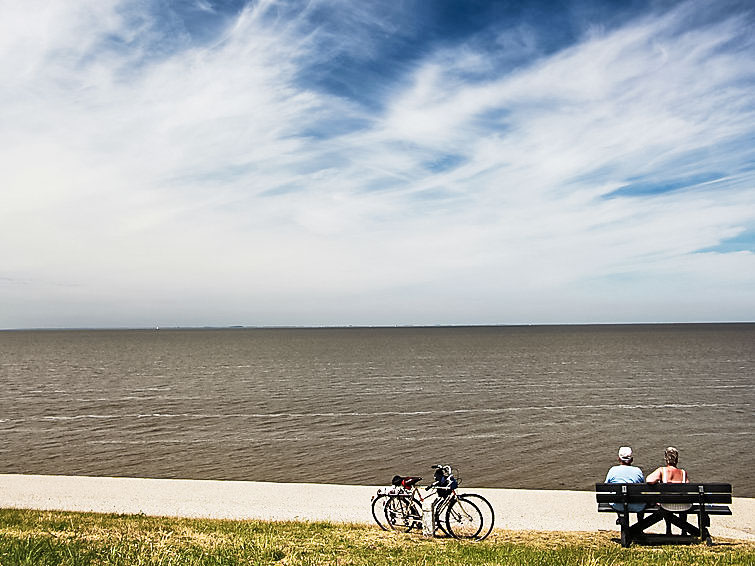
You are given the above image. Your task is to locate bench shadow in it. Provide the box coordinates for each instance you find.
[611,534,707,547]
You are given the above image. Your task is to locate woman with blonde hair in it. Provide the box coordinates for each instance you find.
[647,447,688,484]
[647,446,691,535]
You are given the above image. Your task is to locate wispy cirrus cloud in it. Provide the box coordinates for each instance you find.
[1,0,753,327]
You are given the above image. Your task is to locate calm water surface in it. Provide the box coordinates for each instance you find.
[0,325,752,496]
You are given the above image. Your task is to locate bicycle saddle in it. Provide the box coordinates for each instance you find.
[392,475,422,488]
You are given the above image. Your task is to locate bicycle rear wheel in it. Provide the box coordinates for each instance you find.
[371,494,389,531]
[445,497,484,539]
[457,494,494,540]
[385,496,422,532]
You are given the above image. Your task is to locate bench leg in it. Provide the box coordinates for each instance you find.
[621,528,630,548]
[697,511,712,545]
[619,512,631,548]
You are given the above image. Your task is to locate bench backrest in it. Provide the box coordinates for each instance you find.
[596,483,732,505]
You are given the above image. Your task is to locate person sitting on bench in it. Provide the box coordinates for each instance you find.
[605,446,645,517]
[646,446,691,535]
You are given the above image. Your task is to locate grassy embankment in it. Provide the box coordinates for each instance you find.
[0,508,752,565]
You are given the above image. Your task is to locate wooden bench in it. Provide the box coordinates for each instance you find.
[596,483,732,547]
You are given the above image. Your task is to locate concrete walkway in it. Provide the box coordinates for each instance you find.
[0,474,752,541]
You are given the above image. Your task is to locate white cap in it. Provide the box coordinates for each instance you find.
[618,446,633,462]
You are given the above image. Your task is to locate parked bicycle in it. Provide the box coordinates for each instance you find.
[371,465,495,540]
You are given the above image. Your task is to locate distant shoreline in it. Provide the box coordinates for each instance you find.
[2,321,754,332]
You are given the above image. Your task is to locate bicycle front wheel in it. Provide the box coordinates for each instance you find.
[433,496,451,537]
[444,497,484,539]
[457,493,494,540]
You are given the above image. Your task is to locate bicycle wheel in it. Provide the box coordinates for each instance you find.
[444,496,484,539]
[385,496,422,532]
[457,494,494,540]
[371,494,389,531]
[432,496,452,537]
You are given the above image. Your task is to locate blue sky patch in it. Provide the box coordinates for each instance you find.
[699,229,755,254]
[423,154,467,174]
[607,172,726,198]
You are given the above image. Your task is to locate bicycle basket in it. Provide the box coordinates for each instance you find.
[451,467,462,486]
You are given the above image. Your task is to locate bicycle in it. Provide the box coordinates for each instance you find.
[371,465,495,540]
[428,465,495,540]
[371,475,423,533]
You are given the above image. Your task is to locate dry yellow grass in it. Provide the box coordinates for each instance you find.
[1,509,753,565]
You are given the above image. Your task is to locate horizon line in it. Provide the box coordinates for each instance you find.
[2,321,754,332]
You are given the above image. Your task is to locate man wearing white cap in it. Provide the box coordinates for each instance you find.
[605,446,645,513]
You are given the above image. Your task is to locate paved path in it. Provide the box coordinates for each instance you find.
[0,474,752,541]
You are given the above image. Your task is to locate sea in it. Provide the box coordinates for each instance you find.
[1,324,753,497]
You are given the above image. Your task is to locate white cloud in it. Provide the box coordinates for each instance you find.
[0,0,753,327]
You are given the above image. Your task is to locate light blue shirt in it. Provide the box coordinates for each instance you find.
[606,464,644,484]
[606,464,645,513]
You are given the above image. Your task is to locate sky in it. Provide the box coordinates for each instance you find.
[1,0,754,328]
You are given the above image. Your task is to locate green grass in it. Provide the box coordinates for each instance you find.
[0,508,752,565]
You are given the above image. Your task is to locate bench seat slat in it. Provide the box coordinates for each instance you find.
[596,493,732,504]
[597,502,732,515]
[596,482,731,493]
